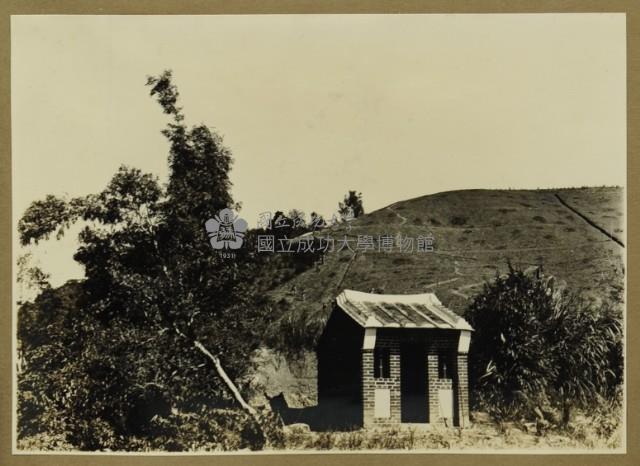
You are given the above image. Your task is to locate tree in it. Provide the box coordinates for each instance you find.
[287,209,306,230]
[309,211,326,230]
[338,190,364,220]
[16,253,51,304]
[464,265,622,426]
[17,70,276,449]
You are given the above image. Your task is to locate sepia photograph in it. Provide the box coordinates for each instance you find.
[11,13,626,454]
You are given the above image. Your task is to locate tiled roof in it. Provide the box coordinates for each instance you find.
[336,289,473,331]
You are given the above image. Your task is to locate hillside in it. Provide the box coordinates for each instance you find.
[266,187,625,349]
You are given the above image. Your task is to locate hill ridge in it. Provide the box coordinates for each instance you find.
[268,186,624,348]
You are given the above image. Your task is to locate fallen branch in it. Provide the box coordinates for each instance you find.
[192,339,258,417]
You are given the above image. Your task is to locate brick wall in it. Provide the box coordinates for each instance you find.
[362,336,401,426]
[362,329,470,428]
[456,353,470,427]
[427,353,439,424]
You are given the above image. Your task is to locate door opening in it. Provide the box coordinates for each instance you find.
[400,344,428,423]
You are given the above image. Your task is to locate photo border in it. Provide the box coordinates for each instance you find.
[1,1,638,465]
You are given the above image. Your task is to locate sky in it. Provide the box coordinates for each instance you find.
[11,14,626,288]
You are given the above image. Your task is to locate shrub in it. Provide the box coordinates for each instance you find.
[125,408,282,451]
[392,257,411,265]
[465,265,622,426]
[313,432,336,450]
[591,387,623,441]
[335,431,365,449]
[450,216,467,226]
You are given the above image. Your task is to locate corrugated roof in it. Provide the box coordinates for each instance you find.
[336,289,473,331]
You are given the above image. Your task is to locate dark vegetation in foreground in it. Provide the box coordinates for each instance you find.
[465,266,622,435]
[17,266,623,451]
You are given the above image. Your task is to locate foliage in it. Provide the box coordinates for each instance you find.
[465,265,623,425]
[449,215,467,226]
[268,209,311,239]
[309,211,326,230]
[587,386,623,441]
[338,190,364,220]
[265,301,331,357]
[16,253,51,304]
[124,408,283,451]
[17,70,274,450]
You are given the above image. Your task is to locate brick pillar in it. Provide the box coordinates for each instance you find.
[389,344,402,423]
[362,349,375,427]
[456,353,470,427]
[427,353,439,424]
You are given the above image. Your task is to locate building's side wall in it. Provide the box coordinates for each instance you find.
[316,308,365,430]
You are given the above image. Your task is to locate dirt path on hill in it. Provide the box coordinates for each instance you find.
[386,204,408,226]
[425,277,460,289]
[334,251,359,292]
[554,193,624,248]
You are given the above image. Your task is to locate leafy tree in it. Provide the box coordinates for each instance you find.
[17,70,277,449]
[309,211,326,230]
[270,210,290,232]
[287,209,306,230]
[338,190,364,220]
[465,265,622,426]
[267,209,311,239]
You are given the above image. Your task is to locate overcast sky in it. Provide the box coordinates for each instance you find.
[12,14,626,287]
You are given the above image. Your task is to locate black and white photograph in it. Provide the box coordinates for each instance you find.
[11,13,626,453]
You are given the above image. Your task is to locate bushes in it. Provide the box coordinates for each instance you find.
[126,408,283,451]
[17,282,282,452]
[18,406,284,452]
[464,265,623,426]
[590,387,623,441]
[450,216,467,226]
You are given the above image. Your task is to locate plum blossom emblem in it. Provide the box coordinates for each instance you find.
[205,208,248,250]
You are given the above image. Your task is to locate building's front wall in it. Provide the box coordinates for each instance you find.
[362,336,401,426]
[362,329,469,428]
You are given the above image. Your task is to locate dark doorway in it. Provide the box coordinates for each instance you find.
[400,344,428,423]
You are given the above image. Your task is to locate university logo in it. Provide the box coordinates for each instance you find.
[205,208,248,250]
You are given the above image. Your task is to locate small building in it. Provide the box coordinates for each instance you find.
[317,289,473,429]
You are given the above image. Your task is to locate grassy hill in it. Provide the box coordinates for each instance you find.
[266,186,625,349]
